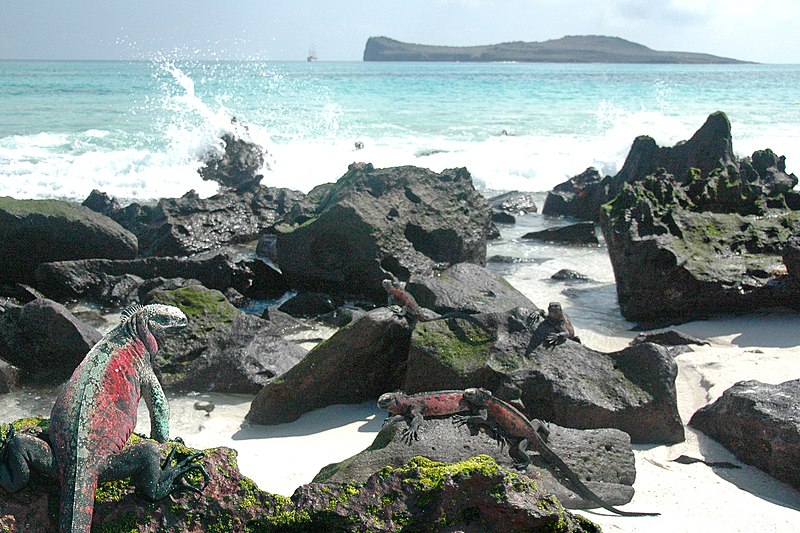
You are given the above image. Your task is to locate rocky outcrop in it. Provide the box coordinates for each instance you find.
[542,168,607,221]
[402,308,683,444]
[299,455,600,533]
[0,298,101,385]
[317,417,638,511]
[246,308,411,425]
[275,164,493,299]
[34,253,272,307]
[198,130,266,189]
[146,285,307,393]
[600,169,800,324]
[107,186,304,257]
[689,379,800,491]
[522,222,598,245]
[0,197,137,284]
[0,419,598,532]
[489,191,538,224]
[364,35,747,64]
[405,262,537,315]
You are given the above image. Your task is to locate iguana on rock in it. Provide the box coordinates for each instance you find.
[531,302,580,348]
[377,390,474,444]
[458,388,659,517]
[381,279,488,330]
[0,303,209,532]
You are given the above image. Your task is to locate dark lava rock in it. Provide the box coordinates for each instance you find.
[0,420,293,533]
[277,292,337,318]
[317,417,638,511]
[402,308,683,444]
[146,285,307,393]
[600,169,800,324]
[782,233,800,286]
[274,164,493,299]
[522,222,598,245]
[405,262,537,315]
[198,130,266,189]
[110,186,304,257]
[491,209,517,224]
[632,330,710,347]
[542,167,608,221]
[0,359,16,393]
[488,190,538,215]
[34,254,257,306]
[246,308,411,425]
[689,379,800,491]
[298,454,599,533]
[0,298,101,385]
[81,189,120,216]
[551,269,591,282]
[0,197,137,285]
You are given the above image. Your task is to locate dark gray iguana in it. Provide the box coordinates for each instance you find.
[0,303,209,532]
[381,279,489,331]
[530,301,580,348]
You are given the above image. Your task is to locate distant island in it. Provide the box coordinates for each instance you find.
[363,35,750,64]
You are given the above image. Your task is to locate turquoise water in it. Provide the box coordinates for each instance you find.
[1,60,799,200]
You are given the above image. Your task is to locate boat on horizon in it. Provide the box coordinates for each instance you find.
[307,46,318,62]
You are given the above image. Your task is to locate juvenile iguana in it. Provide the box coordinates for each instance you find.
[381,279,488,330]
[0,303,209,532]
[377,390,474,444]
[458,388,659,517]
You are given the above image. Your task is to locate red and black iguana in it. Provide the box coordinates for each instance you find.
[0,303,208,532]
[458,387,658,517]
[381,279,488,330]
[377,390,476,444]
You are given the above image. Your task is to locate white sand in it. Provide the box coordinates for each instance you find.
[157,312,800,531]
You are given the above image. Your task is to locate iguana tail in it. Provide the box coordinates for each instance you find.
[59,468,98,532]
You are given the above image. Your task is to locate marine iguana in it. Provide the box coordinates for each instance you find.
[381,279,488,329]
[377,390,473,444]
[0,303,209,532]
[532,302,580,348]
[458,388,659,517]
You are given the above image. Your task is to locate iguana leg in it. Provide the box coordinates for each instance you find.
[453,409,508,448]
[0,424,56,492]
[511,438,533,470]
[543,332,568,348]
[400,411,424,445]
[381,414,405,429]
[532,419,550,442]
[98,442,208,501]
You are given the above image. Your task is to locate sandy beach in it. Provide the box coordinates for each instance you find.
[125,312,799,531]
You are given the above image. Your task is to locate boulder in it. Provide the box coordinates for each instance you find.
[551,269,591,282]
[110,186,304,257]
[274,164,493,299]
[34,253,262,306]
[316,417,638,511]
[0,197,137,285]
[689,379,800,491]
[522,222,598,245]
[246,308,411,425]
[198,130,266,189]
[782,233,800,286]
[402,308,684,444]
[145,285,307,393]
[542,167,608,221]
[0,298,101,385]
[277,292,338,318]
[488,191,538,215]
[297,455,600,533]
[600,170,800,324]
[405,262,537,315]
[0,419,293,532]
[81,189,120,216]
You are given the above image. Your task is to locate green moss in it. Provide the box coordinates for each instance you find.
[149,285,236,327]
[0,197,91,219]
[398,455,500,494]
[94,479,132,504]
[93,511,150,533]
[413,321,493,373]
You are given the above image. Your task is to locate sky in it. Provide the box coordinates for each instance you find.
[1,0,799,63]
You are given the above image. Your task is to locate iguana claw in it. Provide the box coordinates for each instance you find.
[543,332,567,348]
[162,448,209,496]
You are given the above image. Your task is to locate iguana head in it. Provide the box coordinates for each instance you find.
[381,279,395,293]
[377,392,401,411]
[121,303,188,355]
[463,387,493,406]
[548,302,563,317]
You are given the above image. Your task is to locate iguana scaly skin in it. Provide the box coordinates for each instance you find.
[0,303,209,532]
[381,279,487,329]
[377,390,473,444]
[458,388,659,517]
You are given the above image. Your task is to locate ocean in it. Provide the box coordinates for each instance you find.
[1,60,798,202]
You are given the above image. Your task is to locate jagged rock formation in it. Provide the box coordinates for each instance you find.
[364,35,748,63]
